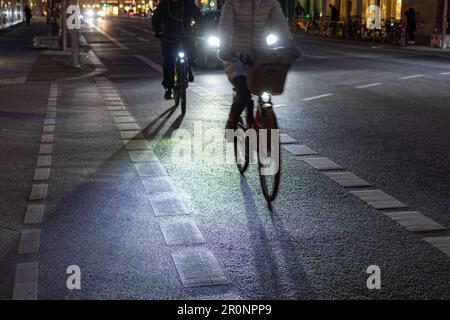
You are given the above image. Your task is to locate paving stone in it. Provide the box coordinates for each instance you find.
[171,250,229,287]
[280,134,298,144]
[29,184,48,200]
[41,134,53,143]
[113,116,135,124]
[12,262,38,300]
[46,107,56,112]
[111,111,130,117]
[117,123,140,131]
[282,144,317,156]
[384,211,446,232]
[324,171,371,188]
[33,168,50,181]
[39,144,53,155]
[350,189,408,210]
[159,219,206,245]
[423,236,450,257]
[43,119,55,125]
[142,176,177,194]
[105,101,125,106]
[134,162,167,177]
[128,150,157,162]
[36,155,51,167]
[24,204,44,224]
[123,139,149,150]
[303,157,343,170]
[149,192,190,216]
[43,125,54,133]
[120,130,144,140]
[18,229,41,254]
[108,105,126,111]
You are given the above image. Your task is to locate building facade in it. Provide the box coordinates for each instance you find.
[296,0,449,38]
[0,0,24,29]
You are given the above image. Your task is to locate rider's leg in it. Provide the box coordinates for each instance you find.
[161,41,176,97]
[225,75,251,130]
[184,38,196,82]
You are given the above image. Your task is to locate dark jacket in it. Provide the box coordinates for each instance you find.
[151,0,202,37]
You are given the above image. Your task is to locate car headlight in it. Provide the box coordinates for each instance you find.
[207,36,220,48]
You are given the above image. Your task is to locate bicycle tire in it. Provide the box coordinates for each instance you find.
[234,116,250,173]
[180,67,187,115]
[256,105,280,204]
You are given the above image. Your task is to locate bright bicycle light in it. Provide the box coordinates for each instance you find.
[261,92,271,102]
[178,52,185,58]
[266,34,278,46]
[86,9,95,17]
[207,36,221,48]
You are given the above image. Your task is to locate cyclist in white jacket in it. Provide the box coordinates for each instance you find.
[218,0,299,130]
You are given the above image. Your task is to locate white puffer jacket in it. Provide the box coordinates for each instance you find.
[218,0,293,81]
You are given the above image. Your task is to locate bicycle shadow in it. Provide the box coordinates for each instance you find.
[239,175,316,299]
[141,105,177,139]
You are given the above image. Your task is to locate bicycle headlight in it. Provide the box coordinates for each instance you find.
[207,36,221,48]
[266,34,278,46]
[261,92,271,103]
[178,52,185,58]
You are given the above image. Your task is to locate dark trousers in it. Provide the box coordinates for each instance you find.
[26,17,31,26]
[161,38,196,89]
[231,76,252,116]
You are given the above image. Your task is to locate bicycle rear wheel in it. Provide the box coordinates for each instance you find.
[256,105,281,204]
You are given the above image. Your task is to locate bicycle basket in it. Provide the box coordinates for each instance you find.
[246,63,290,96]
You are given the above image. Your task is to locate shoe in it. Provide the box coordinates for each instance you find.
[188,66,194,82]
[164,89,172,100]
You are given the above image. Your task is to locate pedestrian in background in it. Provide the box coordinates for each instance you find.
[24,5,32,26]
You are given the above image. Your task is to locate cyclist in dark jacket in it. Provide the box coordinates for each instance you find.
[152,0,202,99]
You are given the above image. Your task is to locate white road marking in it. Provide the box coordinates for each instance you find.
[134,54,163,74]
[356,82,383,89]
[131,26,152,33]
[18,229,41,254]
[39,144,52,154]
[440,72,450,75]
[423,236,450,257]
[302,93,333,101]
[399,75,424,80]
[36,155,51,167]
[24,204,44,224]
[12,262,38,300]
[350,189,408,210]
[324,171,371,188]
[29,184,48,200]
[303,157,343,170]
[138,37,150,42]
[384,211,446,232]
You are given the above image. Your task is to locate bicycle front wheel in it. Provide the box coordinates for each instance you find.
[256,105,281,204]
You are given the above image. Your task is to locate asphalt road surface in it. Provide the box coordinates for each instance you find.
[2,16,450,299]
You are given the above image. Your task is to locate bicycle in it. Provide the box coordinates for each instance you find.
[158,34,194,115]
[173,50,188,115]
[229,37,297,204]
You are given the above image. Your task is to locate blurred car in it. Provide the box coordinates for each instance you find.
[195,10,222,69]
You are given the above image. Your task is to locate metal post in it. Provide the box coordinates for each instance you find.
[62,0,67,52]
[70,0,79,67]
[443,0,448,49]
